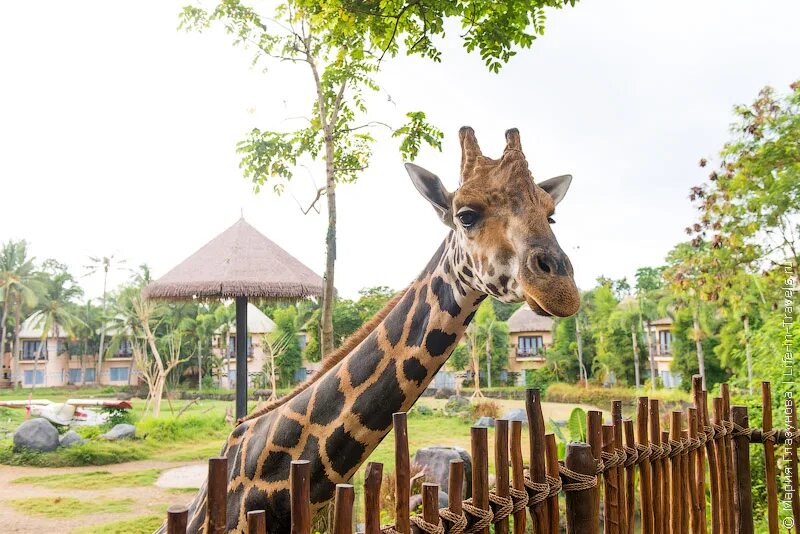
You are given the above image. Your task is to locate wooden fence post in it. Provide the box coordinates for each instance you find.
[721,384,737,530]
[637,397,654,534]
[564,442,597,534]
[291,460,311,534]
[587,409,603,533]
[690,376,708,533]
[602,424,619,533]
[648,400,663,534]
[247,510,266,534]
[510,420,527,534]
[545,433,561,534]
[393,412,411,534]
[680,429,690,534]
[762,382,779,534]
[419,483,441,533]
[447,459,465,532]
[208,456,228,534]
[612,401,627,534]
[731,406,754,534]
[669,411,683,534]
[790,404,800,530]
[471,425,490,534]
[333,484,355,534]
[167,505,189,534]
[661,430,671,534]
[526,388,550,533]
[363,462,382,534]
[623,420,636,534]
[698,384,720,534]
[687,408,702,534]
[495,418,510,534]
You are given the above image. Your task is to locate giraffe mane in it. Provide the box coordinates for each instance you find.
[237,287,408,424]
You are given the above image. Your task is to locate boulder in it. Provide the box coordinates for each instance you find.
[434,388,455,400]
[474,416,495,428]
[413,404,433,416]
[59,430,86,448]
[501,408,528,425]
[444,395,471,415]
[409,489,449,512]
[412,446,472,499]
[99,423,136,441]
[13,418,60,452]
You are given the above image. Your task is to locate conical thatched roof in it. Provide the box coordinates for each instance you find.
[507,303,555,333]
[143,218,324,300]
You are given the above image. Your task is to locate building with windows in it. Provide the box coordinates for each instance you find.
[8,313,139,388]
[213,303,277,389]
[647,316,680,387]
[506,304,554,384]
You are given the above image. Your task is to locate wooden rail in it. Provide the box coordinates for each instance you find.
[163,377,795,533]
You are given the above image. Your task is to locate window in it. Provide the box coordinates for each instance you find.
[227,335,253,357]
[517,335,544,356]
[109,367,129,382]
[69,368,81,384]
[23,370,44,385]
[116,339,133,357]
[84,367,96,383]
[297,333,307,350]
[659,330,672,354]
[21,340,42,360]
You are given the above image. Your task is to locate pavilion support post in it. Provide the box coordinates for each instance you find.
[236,296,248,420]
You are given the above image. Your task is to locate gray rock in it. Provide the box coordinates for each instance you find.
[501,408,528,425]
[99,423,136,440]
[412,446,472,499]
[13,418,60,452]
[409,489,449,512]
[434,388,455,399]
[444,395,471,415]
[59,430,86,448]
[474,416,495,428]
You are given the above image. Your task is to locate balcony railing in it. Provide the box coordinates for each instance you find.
[20,350,47,361]
[658,344,672,355]
[227,345,255,358]
[112,349,133,358]
[516,348,545,359]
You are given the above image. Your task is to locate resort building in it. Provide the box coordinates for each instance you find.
[647,316,680,388]
[214,302,277,389]
[6,313,140,388]
[506,304,555,385]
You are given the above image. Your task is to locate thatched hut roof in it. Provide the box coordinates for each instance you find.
[507,304,555,333]
[143,218,324,300]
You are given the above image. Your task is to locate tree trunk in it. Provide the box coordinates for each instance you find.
[631,323,641,388]
[33,335,46,393]
[692,307,706,389]
[320,133,337,357]
[575,316,587,388]
[96,267,109,385]
[485,333,492,388]
[11,294,21,387]
[152,375,164,417]
[743,315,753,395]
[645,319,657,391]
[198,339,203,392]
[0,287,10,364]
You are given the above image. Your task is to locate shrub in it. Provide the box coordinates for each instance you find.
[136,414,227,442]
[543,383,689,411]
[525,368,558,391]
[472,401,501,419]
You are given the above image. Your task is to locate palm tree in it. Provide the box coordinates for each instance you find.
[84,254,125,386]
[0,240,40,385]
[31,270,84,392]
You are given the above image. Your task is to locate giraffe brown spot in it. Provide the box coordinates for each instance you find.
[261,450,292,482]
[326,424,366,477]
[386,288,416,346]
[310,371,345,426]
[499,274,509,290]
[403,357,428,386]
[228,441,243,479]
[487,283,499,294]
[463,310,477,326]
[425,329,457,357]
[406,286,430,347]
[352,360,405,431]
[231,421,250,438]
[263,488,291,531]
[348,330,385,387]
[272,416,303,449]
[288,388,310,416]
[300,435,337,503]
[226,485,244,530]
[244,414,274,479]
[431,276,461,317]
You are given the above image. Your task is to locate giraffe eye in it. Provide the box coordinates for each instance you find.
[547,216,555,224]
[457,210,480,228]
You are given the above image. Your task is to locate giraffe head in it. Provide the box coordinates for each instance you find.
[405,126,580,317]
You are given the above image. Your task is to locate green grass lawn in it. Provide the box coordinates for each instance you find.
[71,513,164,534]
[11,468,162,489]
[9,496,135,518]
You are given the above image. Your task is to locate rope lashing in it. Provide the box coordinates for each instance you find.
[667,439,684,458]
[488,492,513,523]
[380,525,399,534]
[462,498,494,533]
[410,514,445,534]
[732,422,753,439]
[595,458,606,475]
[600,448,626,470]
[508,486,529,513]
[559,463,598,492]
[623,445,638,467]
[686,435,704,452]
[762,429,779,443]
[523,475,549,506]
[546,475,562,497]
[635,443,652,463]
[712,422,727,439]
[439,508,468,534]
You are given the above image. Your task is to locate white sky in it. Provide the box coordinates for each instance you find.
[1,1,798,301]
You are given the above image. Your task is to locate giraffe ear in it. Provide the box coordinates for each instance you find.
[405,163,454,228]
[538,174,573,206]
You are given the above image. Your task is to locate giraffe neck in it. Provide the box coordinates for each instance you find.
[182,233,486,533]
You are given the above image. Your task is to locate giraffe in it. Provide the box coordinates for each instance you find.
[166,126,580,533]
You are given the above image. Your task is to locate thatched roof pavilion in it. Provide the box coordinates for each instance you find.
[144,217,323,418]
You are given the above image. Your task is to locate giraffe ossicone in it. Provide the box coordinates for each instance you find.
[168,127,580,533]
